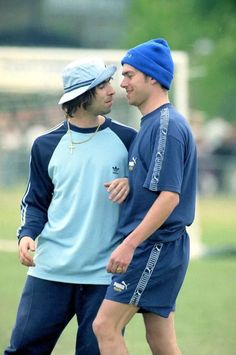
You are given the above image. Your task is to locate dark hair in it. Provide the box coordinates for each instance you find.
[62,87,96,117]
[144,73,167,90]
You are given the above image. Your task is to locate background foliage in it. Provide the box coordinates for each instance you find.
[0,0,235,122]
[125,0,236,122]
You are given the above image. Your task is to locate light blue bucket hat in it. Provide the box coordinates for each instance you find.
[58,58,117,104]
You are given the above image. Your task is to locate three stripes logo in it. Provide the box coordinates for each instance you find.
[112,166,119,175]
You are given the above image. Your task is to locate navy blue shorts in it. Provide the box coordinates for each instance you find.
[105,231,190,318]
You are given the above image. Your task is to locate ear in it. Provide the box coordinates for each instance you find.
[150,77,157,85]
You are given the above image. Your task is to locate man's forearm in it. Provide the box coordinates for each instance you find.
[123,191,179,249]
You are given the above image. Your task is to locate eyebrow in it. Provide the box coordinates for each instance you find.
[122,70,135,76]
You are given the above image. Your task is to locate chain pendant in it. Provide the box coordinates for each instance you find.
[66,119,101,153]
[68,143,75,154]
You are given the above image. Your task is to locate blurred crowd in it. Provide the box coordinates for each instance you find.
[0,104,61,185]
[0,106,236,195]
[190,111,236,195]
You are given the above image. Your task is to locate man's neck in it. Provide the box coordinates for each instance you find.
[68,113,104,128]
[139,89,169,116]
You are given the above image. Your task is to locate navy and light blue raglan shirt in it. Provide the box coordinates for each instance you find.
[117,103,197,243]
[18,117,136,284]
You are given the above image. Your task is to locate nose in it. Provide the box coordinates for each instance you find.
[108,83,115,95]
[120,77,127,88]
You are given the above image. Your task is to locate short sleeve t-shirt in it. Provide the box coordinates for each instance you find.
[117,103,197,243]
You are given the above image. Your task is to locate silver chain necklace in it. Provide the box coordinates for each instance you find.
[67,119,101,154]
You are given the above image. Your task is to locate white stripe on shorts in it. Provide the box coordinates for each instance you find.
[129,243,163,306]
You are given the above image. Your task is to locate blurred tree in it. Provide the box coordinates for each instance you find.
[124,0,236,122]
[0,0,235,122]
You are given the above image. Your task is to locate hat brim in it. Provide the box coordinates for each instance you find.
[58,65,116,105]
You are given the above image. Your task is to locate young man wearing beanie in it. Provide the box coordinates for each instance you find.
[93,39,197,354]
[4,58,136,355]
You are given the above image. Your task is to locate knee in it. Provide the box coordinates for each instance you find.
[146,329,167,354]
[92,314,112,341]
[146,330,180,355]
[146,329,158,352]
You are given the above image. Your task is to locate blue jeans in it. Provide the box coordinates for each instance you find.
[5,276,107,355]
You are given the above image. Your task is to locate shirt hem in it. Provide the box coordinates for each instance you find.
[28,270,111,285]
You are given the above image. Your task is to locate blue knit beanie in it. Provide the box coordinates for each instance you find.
[121,38,174,90]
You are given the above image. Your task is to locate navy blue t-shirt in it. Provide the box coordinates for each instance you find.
[117,103,197,242]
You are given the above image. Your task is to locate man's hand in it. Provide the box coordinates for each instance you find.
[106,239,135,274]
[104,178,129,204]
[19,236,36,266]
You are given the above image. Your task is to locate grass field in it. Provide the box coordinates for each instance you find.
[0,186,236,354]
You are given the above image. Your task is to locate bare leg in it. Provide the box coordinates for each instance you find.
[93,300,138,355]
[143,312,181,355]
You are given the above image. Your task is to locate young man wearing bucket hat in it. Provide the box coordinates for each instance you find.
[93,39,197,354]
[5,58,136,355]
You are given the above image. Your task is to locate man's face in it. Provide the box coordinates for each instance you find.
[90,79,115,115]
[120,64,152,109]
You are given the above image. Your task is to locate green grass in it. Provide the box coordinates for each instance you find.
[0,186,23,240]
[0,187,236,354]
[1,254,235,354]
[176,258,236,355]
[199,196,236,247]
